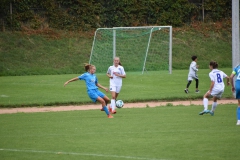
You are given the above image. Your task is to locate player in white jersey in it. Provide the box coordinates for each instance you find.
[106,57,126,114]
[184,56,200,94]
[199,61,230,116]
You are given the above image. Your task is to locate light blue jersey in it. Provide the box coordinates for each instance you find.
[78,72,98,90]
[232,65,240,99]
[78,72,105,102]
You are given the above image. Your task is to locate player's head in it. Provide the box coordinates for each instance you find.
[84,63,96,73]
[209,61,218,69]
[192,56,197,61]
[114,57,122,66]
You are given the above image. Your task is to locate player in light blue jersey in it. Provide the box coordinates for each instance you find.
[230,64,240,125]
[64,63,113,118]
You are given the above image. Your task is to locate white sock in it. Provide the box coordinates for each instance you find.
[203,98,208,110]
[211,102,217,112]
[111,99,116,111]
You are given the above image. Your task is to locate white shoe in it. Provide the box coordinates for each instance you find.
[237,120,240,126]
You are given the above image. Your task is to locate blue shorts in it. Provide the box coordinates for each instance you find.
[87,89,105,103]
[235,82,240,99]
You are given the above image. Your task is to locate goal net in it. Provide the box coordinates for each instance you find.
[89,26,172,74]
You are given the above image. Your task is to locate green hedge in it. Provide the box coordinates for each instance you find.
[0,0,231,31]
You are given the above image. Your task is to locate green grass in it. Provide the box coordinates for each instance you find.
[0,104,240,160]
[0,69,233,107]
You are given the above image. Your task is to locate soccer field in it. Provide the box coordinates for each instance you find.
[0,104,239,160]
[0,69,234,107]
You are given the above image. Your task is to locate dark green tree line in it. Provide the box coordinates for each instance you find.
[0,0,232,31]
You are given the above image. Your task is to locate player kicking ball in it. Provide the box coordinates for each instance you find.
[64,64,113,118]
[199,61,230,116]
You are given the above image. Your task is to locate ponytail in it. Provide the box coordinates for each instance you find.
[84,63,95,71]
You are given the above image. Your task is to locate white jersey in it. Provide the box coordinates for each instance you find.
[107,65,126,86]
[188,61,198,77]
[209,69,227,91]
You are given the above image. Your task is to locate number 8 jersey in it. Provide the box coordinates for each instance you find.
[209,69,228,91]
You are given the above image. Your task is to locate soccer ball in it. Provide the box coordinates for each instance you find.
[116,100,124,108]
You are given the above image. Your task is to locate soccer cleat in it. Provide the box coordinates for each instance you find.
[209,111,214,116]
[108,114,114,118]
[199,110,210,115]
[195,90,200,93]
[184,89,189,94]
[100,108,104,111]
[111,110,117,114]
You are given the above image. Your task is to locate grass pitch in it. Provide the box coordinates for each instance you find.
[0,69,233,107]
[0,104,239,160]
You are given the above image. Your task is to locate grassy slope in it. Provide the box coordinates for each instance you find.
[0,25,232,76]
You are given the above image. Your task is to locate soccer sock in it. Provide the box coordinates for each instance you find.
[111,99,116,111]
[211,102,217,112]
[203,98,208,110]
[237,107,240,120]
[103,106,109,115]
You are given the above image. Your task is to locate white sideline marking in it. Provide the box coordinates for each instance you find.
[0,148,168,160]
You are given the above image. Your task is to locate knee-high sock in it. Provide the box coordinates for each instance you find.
[103,106,109,115]
[211,102,217,112]
[111,99,116,111]
[195,79,199,88]
[237,107,240,120]
[203,98,208,110]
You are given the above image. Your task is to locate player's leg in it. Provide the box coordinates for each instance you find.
[109,86,117,113]
[185,79,192,94]
[199,91,210,115]
[209,96,218,116]
[237,99,240,125]
[96,96,113,118]
[195,79,200,93]
[235,83,240,125]
[111,86,122,114]
[89,89,112,118]
[209,91,223,116]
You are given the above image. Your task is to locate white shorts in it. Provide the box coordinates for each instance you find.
[188,74,198,81]
[109,86,122,93]
[210,89,224,99]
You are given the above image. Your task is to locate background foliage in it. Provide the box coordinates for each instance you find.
[0,0,232,31]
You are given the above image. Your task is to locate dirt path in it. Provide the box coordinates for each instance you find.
[0,99,236,114]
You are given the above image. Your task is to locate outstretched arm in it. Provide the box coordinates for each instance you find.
[64,77,79,87]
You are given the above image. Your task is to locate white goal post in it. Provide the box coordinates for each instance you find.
[89,26,172,74]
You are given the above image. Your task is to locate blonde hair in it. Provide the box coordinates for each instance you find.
[84,63,95,71]
[114,57,122,66]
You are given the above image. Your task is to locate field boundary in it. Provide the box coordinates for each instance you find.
[0,99,236,114]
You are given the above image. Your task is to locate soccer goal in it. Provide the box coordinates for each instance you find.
[89,26,172,74]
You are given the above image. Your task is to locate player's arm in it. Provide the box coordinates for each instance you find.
[208,81,215,93]
[114,73,126,78]
[96,83,108,92]
[225,75,230,86]
[230,71,236,92]
[106,73,113,79]
[64,77,79,87]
